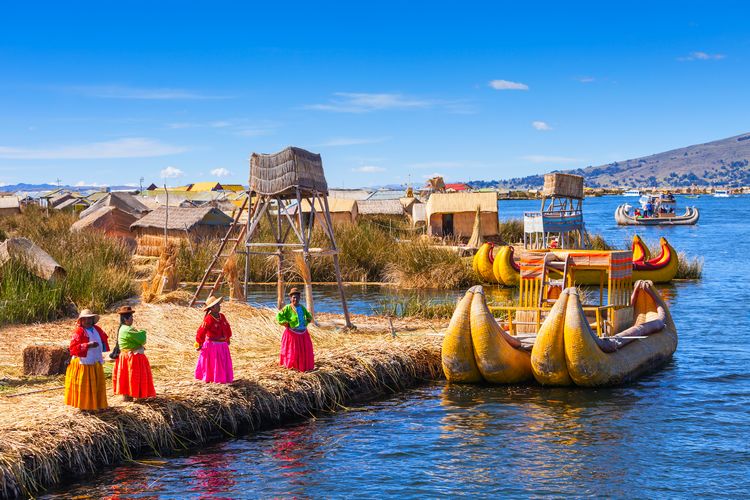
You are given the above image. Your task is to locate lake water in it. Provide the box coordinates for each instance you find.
[46,195,750,497]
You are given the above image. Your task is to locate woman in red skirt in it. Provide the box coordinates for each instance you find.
[276,288,315,372]
[112,306,156,401]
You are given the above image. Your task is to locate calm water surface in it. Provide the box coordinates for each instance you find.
[48,196,750,497]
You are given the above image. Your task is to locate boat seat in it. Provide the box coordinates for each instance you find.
[514,333,536,352]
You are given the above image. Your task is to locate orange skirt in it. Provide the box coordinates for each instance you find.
[113,351,156,398]
[64,358,108,410]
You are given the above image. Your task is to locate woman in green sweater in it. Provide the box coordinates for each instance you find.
[112,306,156,401]
[276,288,314,371]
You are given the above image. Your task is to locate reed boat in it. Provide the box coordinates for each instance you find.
[442,248,677,387]
[442,285,533,384]
[476,236,679,285]
[532,281,677,386]
[632,236,678,283]
[444,249,678,387]
[615,204,699,225]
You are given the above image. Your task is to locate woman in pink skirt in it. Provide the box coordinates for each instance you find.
[194,295,234,383]
[276,288,315,372]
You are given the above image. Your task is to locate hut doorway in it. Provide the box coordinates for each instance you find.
[442,214,454,236]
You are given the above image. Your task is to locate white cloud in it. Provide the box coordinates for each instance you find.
[0,138,187,160]
[306,92,433,113]
[352,166,385,173]
[521,155,581,164]
[209,121,231,128]
[532,121,552,131]
[677,51,726,61]
[211,167,231,177]
[318,137,390,147]
[422,172,446,179]
[577,76,596,83]
[161,166,184,178]
[489,80,529,91]
[68,85,231,100]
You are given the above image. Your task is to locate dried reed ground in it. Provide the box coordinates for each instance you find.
[0,302,446,498]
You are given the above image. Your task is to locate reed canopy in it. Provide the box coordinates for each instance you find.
[250,146,328,198]
[543,173,584,199]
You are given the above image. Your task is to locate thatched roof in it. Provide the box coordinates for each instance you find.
[189,182,223,192]
[53,197,89,211]
[300,197,357,214]
[71,206,138,236]
[80,192,150,219]
[130,206,233,231]
[356,199,404,215]
[250,147,328,197]
[425,192,497,218]
[328,189,373,200]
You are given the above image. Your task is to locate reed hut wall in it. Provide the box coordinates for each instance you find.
[130,206,233,255]
[71,206,138,241]
[425,192,498,237]
[300,197,358,226]
[0,196,21,217]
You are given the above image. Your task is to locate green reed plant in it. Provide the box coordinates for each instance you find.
[372,295,457,319]
[0,206,134,324]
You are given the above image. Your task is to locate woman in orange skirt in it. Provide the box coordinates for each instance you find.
[112,306,156,400]
[64,309,109,410]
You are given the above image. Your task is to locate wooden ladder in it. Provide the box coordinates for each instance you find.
[189,196,249,307]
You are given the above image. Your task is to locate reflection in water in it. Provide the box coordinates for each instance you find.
[187,452,237,497]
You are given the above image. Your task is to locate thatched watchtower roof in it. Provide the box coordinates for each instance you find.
[249,147,328,198]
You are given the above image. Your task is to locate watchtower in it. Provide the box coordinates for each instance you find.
[190,147,352,327]
[523,173,589,249]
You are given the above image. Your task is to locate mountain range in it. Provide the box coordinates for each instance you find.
[471,132,750,189]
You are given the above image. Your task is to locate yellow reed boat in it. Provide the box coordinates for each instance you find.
[444,248,678,386]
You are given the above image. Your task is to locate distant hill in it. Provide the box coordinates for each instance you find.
[470,132,750,189]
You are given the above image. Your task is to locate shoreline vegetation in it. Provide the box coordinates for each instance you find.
[0,208,702,326]
[0,302,443,498]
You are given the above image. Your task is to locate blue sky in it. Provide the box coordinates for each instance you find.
[1,1,748,188]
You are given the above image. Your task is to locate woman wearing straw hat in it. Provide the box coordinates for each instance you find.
[64,309,110,410]
[276,288,315,372]
[194,295,234,383]
[112,306,156,401]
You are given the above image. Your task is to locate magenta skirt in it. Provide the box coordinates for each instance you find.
[195,341,234,383]
[280,328,315,372]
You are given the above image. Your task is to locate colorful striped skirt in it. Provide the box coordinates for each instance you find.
[280,327,315,372]
[64,358,108,410]
[195,341,234,383]
[113,351,156,398]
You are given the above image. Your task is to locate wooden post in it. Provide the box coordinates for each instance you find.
[295,189,316,322]
[243,191,252,301]
[275,196,284,310]
[321,194,352,328]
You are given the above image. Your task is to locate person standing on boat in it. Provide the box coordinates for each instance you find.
[112,306,156,401]
[194,296,234,384]
[276,288,315,372]
[64,309,109,411]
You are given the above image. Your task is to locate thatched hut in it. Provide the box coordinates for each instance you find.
[425,192,498,237]
[71,206,139,246]
[79,192,150,220]
[130,206,233,256]
[0,196,21,217]
[300,197,358,226]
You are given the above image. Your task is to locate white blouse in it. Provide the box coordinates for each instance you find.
[78,327,105,365]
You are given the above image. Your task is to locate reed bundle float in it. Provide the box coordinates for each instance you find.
[445,249,677,386]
